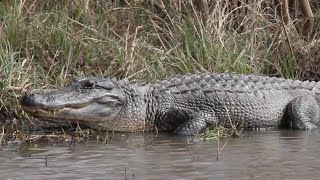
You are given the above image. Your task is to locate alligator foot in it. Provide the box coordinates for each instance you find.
[173,112,214,136]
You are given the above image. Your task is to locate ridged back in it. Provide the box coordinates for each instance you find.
[151,73,320,94]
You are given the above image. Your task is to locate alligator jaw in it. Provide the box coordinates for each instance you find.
[21,104,64,118]
[20,94,92,119]
[21,97,122,119]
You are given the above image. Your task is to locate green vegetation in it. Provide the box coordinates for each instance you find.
[0,0,319,133]
[199,126,236,140]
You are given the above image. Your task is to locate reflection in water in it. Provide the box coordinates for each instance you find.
[1,130,320,179]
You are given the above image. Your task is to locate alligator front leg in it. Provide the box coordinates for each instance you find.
[173,111,216,136]
[156,108,215,136]
[173,115,208,135]
[286,95,320,129]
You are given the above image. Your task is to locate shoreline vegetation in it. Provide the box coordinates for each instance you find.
[0,0,320,142]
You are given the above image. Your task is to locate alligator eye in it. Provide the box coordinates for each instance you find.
[82,80,95,89]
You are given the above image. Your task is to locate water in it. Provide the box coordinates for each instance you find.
[1,130,320,180]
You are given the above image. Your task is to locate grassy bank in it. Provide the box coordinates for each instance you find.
[0,0,319,132]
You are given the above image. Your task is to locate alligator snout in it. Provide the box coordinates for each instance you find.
[20,92,39,107]
[20,90,53,109]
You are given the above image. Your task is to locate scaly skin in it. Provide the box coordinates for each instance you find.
[20,73,320,135]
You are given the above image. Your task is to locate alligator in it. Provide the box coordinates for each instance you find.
[20,73,320,135]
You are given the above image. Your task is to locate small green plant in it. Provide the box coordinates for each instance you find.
[199,126,235,140]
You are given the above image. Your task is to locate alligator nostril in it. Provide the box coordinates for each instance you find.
[20,92,38,107]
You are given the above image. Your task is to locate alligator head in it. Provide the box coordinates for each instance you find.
[20,77,149,132]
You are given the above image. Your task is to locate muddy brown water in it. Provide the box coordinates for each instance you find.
[1,130,320,180]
